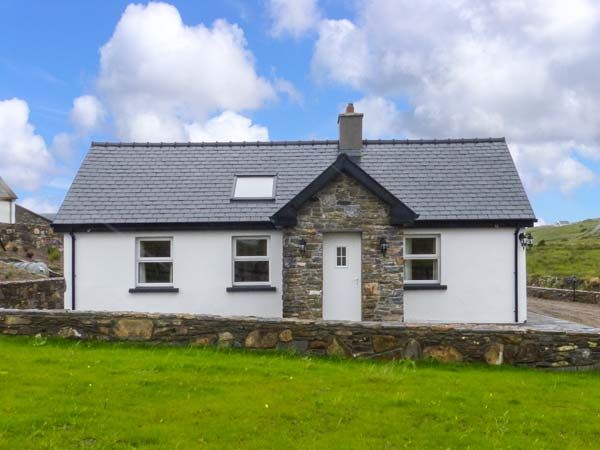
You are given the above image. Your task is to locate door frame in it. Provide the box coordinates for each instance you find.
[322,232,362,321]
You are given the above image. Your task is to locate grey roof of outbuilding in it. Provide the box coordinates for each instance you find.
[53,138,535,225]
[0,176,17,200]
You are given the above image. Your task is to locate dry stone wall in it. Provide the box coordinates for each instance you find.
[283,173,404,321]
[1,309,599,370]
[0,278,65,309]
[528,286,600,305]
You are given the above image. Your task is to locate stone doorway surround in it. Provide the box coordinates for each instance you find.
[281,172,406,321]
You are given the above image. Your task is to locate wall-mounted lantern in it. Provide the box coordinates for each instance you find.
[299,238,307,255]
[379,237,388,256]
[518,232,534,250]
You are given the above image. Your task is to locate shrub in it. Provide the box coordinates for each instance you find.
[47,246,61,263]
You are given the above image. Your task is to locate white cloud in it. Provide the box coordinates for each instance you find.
[186,110,268,141]
[311,0,600,192]
[50,132,77,160]
[97,2,274,142]
[47,177,72,191]
[268,0,321,38]
[18,196,60,214]
[70,95,105,133]
[274,77,303,104]
[511,141,597,193]
[0,98,53,191]
[354,96,402,138]
[312,19,369,89]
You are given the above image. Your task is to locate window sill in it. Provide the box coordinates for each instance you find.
[129,287,179,293]
[226,285,277,292]
[404,284,447,291]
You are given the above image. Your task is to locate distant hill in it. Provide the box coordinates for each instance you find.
[527,218,600,282]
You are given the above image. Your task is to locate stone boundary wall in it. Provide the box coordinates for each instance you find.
[528,286,600,305]
[528,275,600,292]
[1,309,599,370]
[0,278,65,310]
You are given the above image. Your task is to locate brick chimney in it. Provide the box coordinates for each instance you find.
[338,103,363,153]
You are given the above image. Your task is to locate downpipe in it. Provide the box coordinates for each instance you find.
[70,231,76,310]
[514,227,519,323]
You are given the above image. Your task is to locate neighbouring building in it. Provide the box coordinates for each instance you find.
[53,104,536,323]
[0,176,63,270]
[0,177,17,224]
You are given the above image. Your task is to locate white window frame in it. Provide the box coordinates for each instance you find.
[403,235,440,284]
[136,237,174,287]
[232,236,271,286]
[232,176,276,200]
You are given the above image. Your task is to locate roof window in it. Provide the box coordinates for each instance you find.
[233,176,275,200]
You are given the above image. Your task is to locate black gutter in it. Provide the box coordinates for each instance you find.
[53,218,537,233]
[70,231,76,310]
[408,219,536,228]
[53,221,276,233]
[514,227,519,323]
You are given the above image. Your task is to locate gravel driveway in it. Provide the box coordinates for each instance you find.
[528,297,600,328]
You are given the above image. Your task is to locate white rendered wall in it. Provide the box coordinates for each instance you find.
[63,233,73,309]
[404,228,528,324]
[64,230,283,317]
[0,200,14,224]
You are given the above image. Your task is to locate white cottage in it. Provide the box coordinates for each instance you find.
[53,105,536,323]
[0,177,17,224]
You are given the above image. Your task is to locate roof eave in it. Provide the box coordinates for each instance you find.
[409,218,537,228]
[52,221,276,233]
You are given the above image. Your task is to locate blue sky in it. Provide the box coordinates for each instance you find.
[1,0,599,224]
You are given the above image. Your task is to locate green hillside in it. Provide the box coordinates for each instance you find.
[527,219,600,282]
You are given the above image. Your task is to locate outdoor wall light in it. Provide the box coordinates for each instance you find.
[518,232,534,250]
[299,238,307,255]
[380,237,389,256]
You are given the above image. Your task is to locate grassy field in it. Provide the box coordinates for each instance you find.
[527,218,600,281]
[1,337,600,449]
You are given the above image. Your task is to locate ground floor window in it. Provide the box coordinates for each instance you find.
[233,237,270,284]
[404,235,440,283]
[136,238,173,286]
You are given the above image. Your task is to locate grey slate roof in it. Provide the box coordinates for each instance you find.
[54,138,535,225]
[0,176,17,200]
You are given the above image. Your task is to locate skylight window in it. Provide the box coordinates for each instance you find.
[233,176,275,199]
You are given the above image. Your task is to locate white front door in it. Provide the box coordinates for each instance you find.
[323,233,362,321]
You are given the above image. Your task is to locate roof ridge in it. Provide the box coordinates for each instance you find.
[90,137,506,148]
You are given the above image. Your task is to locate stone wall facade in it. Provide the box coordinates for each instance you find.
[528,286,600,305]
[1,309,599,370]
[0,223,63,270]
[283,173,404,321]
[0,278,65,309]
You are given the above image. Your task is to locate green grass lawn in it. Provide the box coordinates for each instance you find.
[528,219,600,281]
[1,337,600,449]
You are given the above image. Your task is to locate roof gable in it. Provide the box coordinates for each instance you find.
[0,177,17,200]
[270,153,418,227]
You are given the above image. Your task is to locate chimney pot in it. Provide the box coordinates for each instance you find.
[338,103,363,153]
